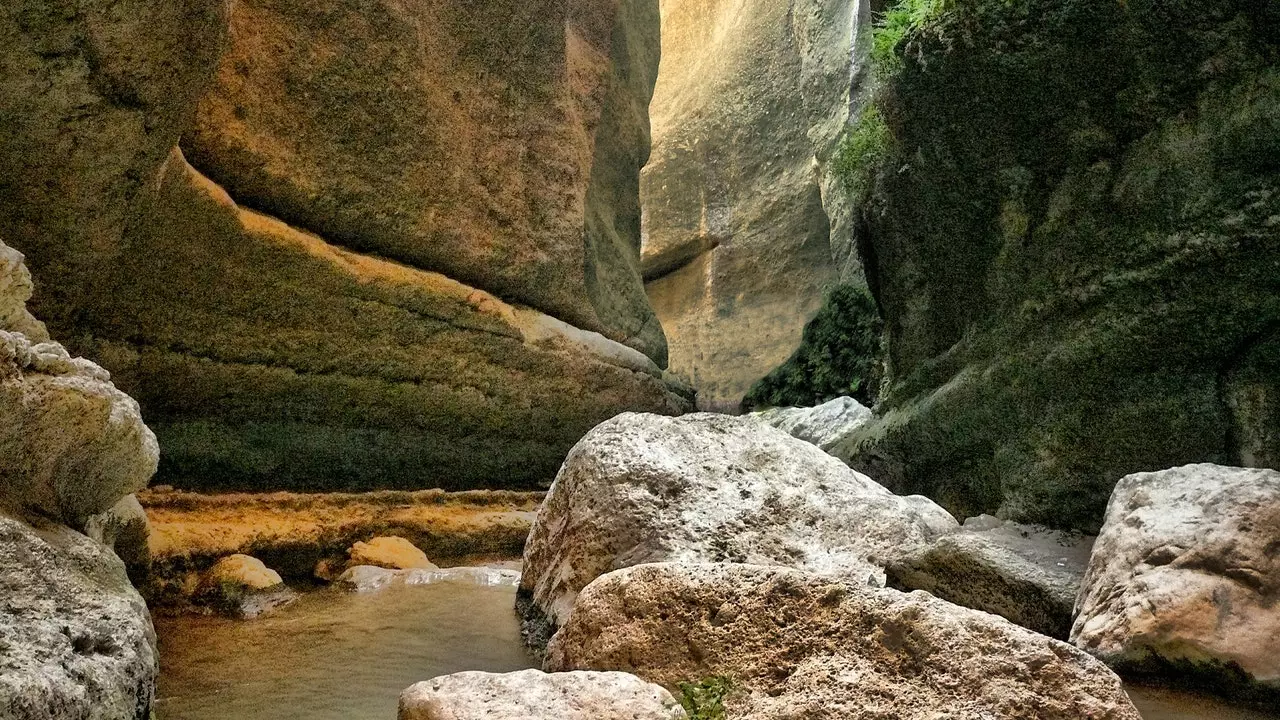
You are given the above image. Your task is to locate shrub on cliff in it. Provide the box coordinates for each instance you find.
[742,285,885,410]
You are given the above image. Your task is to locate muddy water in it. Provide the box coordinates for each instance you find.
[155,580,1275,720]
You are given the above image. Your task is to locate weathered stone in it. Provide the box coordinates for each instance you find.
[83,494,151,583]
[548,562,1140,719]
[400,669,686,720]
[195,554,297,619]
[751,396,873,452]
[886,515,1094,639]
[348,536,437,571]
[518,412,957,647]
[0,509,157,720]
[1072,464,1280,698]
[335,565,521,594]
[642,0,871,410]
[840,0,1280,531]
[184,0,664,361]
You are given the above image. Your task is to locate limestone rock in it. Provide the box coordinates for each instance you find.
[335,565,521,593]
[518,412,957,647]
[400,669,686,720]
[642,0,871,410]
[1071,464,1280,697]
[83,494,151,583]
[840,0,1280,531]
[0,509,157,720]
[752,396,873,452]
[547,562,1142,720]
[195,554,297,619]
[184,0,665,361]
[885,515,1094,639]
[348,536,437,571]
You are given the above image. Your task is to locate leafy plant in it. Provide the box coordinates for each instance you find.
[871,0,950,77]
[678,676,732,720]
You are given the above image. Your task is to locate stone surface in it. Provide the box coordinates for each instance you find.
[641,0,872,410]
[839,0,1280,531]
[348,536,437,571]
[1072,464,1280,697]
[518,412,957,646]
[886,515,1094,639]
[547,562,1141,720]
[83,494,151,583]
[337,565,521,594]
[0,509,157,720]
[73,153,690,492]
[751,396,872,452]
[194,553,297,618]
[184,0,665,361]
[400,669,686,720]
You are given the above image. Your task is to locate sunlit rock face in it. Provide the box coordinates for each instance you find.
[640,0,870,411]
[840,1,1280,531]
[0,0,690,493]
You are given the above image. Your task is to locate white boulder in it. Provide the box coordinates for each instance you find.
[751,396,872,452]
[399,669,686,720]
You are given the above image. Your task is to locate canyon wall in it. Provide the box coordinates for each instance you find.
[0,0,690,492]
[839,0,1280,531]
[641,0,870,411]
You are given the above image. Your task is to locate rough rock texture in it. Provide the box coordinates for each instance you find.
[839,0,1280,531]
[641,0,873,410]
[752,396,872,452]
[75,153,690,492]
[0,510,157,720]
[886,515,1094,639]
[194,554,297,619]
[348,536,437,571]
[1072,464,1280,698]
[547,562,1141,720]
[518,412,958,646]
[84,494,151,583]
[1,0,691,494]
[400,669,686,720]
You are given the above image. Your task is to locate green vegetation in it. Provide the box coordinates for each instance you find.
[742,284,885,410]
[832,104,892,204]
[871,0,949,78]
[678,676,732,720]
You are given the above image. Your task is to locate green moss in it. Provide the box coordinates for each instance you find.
[678,676,732,720]
[832,105,892,205]
[742,284,885,410]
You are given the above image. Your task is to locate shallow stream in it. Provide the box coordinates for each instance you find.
[155,580,1277,720]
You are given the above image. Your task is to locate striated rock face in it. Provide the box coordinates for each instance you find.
[0,0,688,494]
[518,412,957,647]
[886,515,1094,640]
[1072,464,1280,698]
[0,510,157,720]
[185,0,665,362]
[840,0,1280,531]
[641,0,871,410]
[751,396,872,453]
[547,562,1142,720]
[400,669,687,720]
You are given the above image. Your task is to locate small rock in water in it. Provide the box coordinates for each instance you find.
[349,536,438,571]
[336,565,521,593]
[195,554,297,618]
[1072,464,1280,699]
[399,669,686,720]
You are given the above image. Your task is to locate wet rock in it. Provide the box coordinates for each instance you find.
[518,412,957,648]
[751,396,873,453]
[337,565,521,594]
[348,536,437,571]
[0,509,157,720]
[400,669,686,720]
[885,515,1093,639]
[547,562,1141,720]
[195,554,297,619]
[83,494,151,583]
[1072,464,1280,698]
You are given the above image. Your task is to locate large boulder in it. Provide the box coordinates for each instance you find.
[837,0,1280,531]
[194,553,297,619]
[1071,464,1280,699]
[0,509,157,720]
[518,412,958,647]
[641,0,871,410]
[885,515,1093,639]
[547,562,1141,719]
[400,669,686,720]
[751,396,873,452]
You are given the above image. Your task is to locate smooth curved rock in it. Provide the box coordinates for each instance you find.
[400,669,686,720]
[0,509,157,720]
[752,396,873,452]
[84,494,151,582]
[886,515,1093,639]
[547,562,1141,720]
[348,536,437,571]
[195,554,297,618]
[518,412,957,647]
[1072,464,1280,697]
